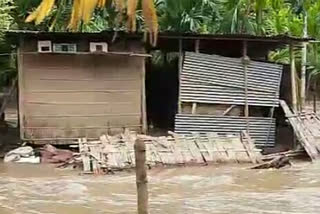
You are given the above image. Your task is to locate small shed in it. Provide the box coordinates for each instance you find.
[11,31,149,142]
[145,33,311,148]
[175,52,283,147]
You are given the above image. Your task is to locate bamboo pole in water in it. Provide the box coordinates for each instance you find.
[135,139,148,214]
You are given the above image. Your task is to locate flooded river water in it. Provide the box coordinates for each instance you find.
[0,162,320,214]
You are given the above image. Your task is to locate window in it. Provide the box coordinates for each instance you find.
[38,41,52,53]
[53,43,77,53]
[96,45,103,52]
[62,45,69,52]
[90,42,108,52]
[41,46,50,52]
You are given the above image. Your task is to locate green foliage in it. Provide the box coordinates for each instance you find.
[0,0,16,89]
[268,48,290,64]
[0,0,14,35]
[2,0,320,84]
[307,1,320,39]
[157,0,220,33]
[10,0,320,37]
[218,0,255,34]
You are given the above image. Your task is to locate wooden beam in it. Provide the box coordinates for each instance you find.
[27,113,141,118]
[24,125,142,129]
[195,40,200,53]
[301,12,308,112]
[280,100,320,160]
[17,39,25,139]
[242,41,249,133]
[141,58,147,134]
[26,51,152,57]
[178,39,183,114]
[25,101,132,105]
[163,52,168,65]
[223,105,236,116]
[79,138,91,172]
[191,103,197,114]
[28,89,139,93]
[301,42,307,112]
[314,82,317,113]
[313,44,318,113]
[290,43,298,113]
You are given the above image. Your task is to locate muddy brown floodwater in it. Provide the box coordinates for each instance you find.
[0,162,320,214]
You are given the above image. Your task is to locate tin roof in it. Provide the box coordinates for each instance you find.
[7,30,312,58]
[7,30,312,43]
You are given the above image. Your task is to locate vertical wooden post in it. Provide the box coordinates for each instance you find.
[163,52,168,65]
[313,81,317,113]
[17,39,25,139]
[242,41,249,133]
[178,39,183,114]
[290,43,298,113]
[135,139,148,214]
[301,42,307,112]
[142,58,147,134]
[191,103,197,114]
[301,12,308,112]
[191,40,200,115]
[314,92,317,113]
[195,40,200,53]
[79,138,91,173]
[313,43,318,113]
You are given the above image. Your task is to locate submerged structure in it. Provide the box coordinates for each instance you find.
[9,31,310,149]
[175,52,282,147]
[12,31,149,141]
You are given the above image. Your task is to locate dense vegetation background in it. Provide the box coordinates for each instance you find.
[0,0,320,88]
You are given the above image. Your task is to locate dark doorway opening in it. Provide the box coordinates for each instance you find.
[145,52,179,135]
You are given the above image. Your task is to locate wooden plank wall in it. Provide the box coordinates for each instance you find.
[19,46,144,141]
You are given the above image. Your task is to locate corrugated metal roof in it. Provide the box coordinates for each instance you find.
[6,30,312,43]
[6,30,312,57]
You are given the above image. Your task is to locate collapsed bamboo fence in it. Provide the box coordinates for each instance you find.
[280,100,320,161]
[78,130,262,173]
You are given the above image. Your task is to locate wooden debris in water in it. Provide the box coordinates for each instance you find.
[280,100,320,161]
[251,155,291,169]
[78,131,263,173]
[262,149,307,162]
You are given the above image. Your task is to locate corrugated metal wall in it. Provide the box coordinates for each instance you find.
[181,52,283,107]
[175,114,275,147]
[20,54,143,140]
[176,52,283,147]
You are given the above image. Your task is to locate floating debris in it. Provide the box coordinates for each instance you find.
[280,100,320,161]
[4,146,40,163]
[78,130,263,174]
